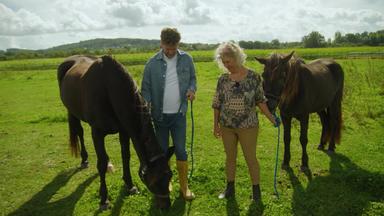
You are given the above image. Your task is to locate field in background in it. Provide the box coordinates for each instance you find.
[0,46,383,71]
[0,47,383,215]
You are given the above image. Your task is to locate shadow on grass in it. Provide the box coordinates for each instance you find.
[225,196,264,216]
[226,197,239,216]
[143,194,187,215]
[110,185,132,216]
[246,200,264,216]
[287,152,384,215]
[9,168,97,216]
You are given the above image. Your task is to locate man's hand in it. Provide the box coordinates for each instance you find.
[186,90,195,101]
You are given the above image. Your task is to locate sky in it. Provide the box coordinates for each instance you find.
[0,0,383,50]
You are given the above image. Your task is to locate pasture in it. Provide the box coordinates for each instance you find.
[0,47,383,215]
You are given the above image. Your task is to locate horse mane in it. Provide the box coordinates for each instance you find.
[100,55,161,163]
[270,53,282,81]
[280,56,304,105]
[101,55,125,72]
[101,55,139,94]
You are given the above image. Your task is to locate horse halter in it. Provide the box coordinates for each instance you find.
[154,192,170,198]
[264,55,289,102]
[139,165,172,198]
[265,92,280,103]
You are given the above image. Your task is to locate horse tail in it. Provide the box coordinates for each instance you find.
[332,63,344,144]
[68,113,81,157]
[57,60,75,86]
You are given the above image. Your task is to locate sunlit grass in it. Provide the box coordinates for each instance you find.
[0,52,383,215]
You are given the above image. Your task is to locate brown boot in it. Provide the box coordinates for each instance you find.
[176,160,195,200]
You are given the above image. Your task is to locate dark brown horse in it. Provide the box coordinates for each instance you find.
[57,55,173,210]
[255,52,344,171]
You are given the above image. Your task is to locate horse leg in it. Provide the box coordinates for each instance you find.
[329,82,344,153]
[91,128,110,210]
[317,110,329,151]
[68,113,88,168]
[78,124,88,169]
[299,115,309,172]
[119,131,139,195]
[281,114,292,170]
[328,105,340,153]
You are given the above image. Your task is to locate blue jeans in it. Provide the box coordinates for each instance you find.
[154,113,187,161]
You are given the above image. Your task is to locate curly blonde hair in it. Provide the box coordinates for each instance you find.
[214,41,247,72]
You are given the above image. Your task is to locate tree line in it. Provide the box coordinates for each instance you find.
[0,29,383,61]
[239,30,384,49]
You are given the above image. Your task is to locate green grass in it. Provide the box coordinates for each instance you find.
[0,52,383,215]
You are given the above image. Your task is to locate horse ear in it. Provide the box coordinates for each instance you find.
[254,57,267,65]
[166,146,175,160]
[283,51,295,63]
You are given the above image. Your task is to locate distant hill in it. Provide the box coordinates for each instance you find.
[0,37,218,60]
[46,38,161,51]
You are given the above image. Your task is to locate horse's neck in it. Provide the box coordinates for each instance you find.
[132,93,164,164]
[279,59,302,107]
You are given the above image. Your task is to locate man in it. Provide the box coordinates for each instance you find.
[141,27,196,200]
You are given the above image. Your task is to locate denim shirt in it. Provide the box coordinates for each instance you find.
[141,49,197,121]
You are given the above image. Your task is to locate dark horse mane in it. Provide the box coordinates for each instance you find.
[101,55,160,162]
[280,56,305,106]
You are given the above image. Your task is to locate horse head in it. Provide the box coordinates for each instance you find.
[131,99,174,208]
[255,51,294,113]
[139,147,174,209]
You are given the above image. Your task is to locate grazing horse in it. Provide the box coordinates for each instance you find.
[255,52,344,171]
[57,55,173,210]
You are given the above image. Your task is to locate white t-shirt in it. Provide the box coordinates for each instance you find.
[162,54,181,113]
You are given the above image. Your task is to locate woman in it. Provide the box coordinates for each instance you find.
[212,41,279,201]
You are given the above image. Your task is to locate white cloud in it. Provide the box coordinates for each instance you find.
[0,0,383,50]
[182,0,213,24]
[107,0,214,26]
[0,3,57,35]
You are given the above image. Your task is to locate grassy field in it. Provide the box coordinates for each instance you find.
[0,48,383,216]
[0,46,383,72]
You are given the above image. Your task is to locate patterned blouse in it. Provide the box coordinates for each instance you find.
[212,70,267,128]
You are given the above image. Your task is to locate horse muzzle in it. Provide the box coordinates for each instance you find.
[155,195,171,209]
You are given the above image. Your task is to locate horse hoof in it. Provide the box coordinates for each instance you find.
[281,164,290,170]
[300,166,309,172]
[107,162,115,173]
[99,201,110,211]
[327,149,335,154]
[80,161,89,169]
[127,186,139,195]
[317,145,325,150]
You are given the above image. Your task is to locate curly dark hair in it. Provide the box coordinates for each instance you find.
[160,27,181,45]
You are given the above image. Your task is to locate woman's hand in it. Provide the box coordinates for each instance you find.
[214,124,222,138]
[257,102,280,127]
[272,113,281,127]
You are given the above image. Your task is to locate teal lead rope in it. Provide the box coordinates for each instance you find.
[189,101,194,180]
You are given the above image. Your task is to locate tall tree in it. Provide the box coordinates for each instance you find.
[302,31,326,48]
